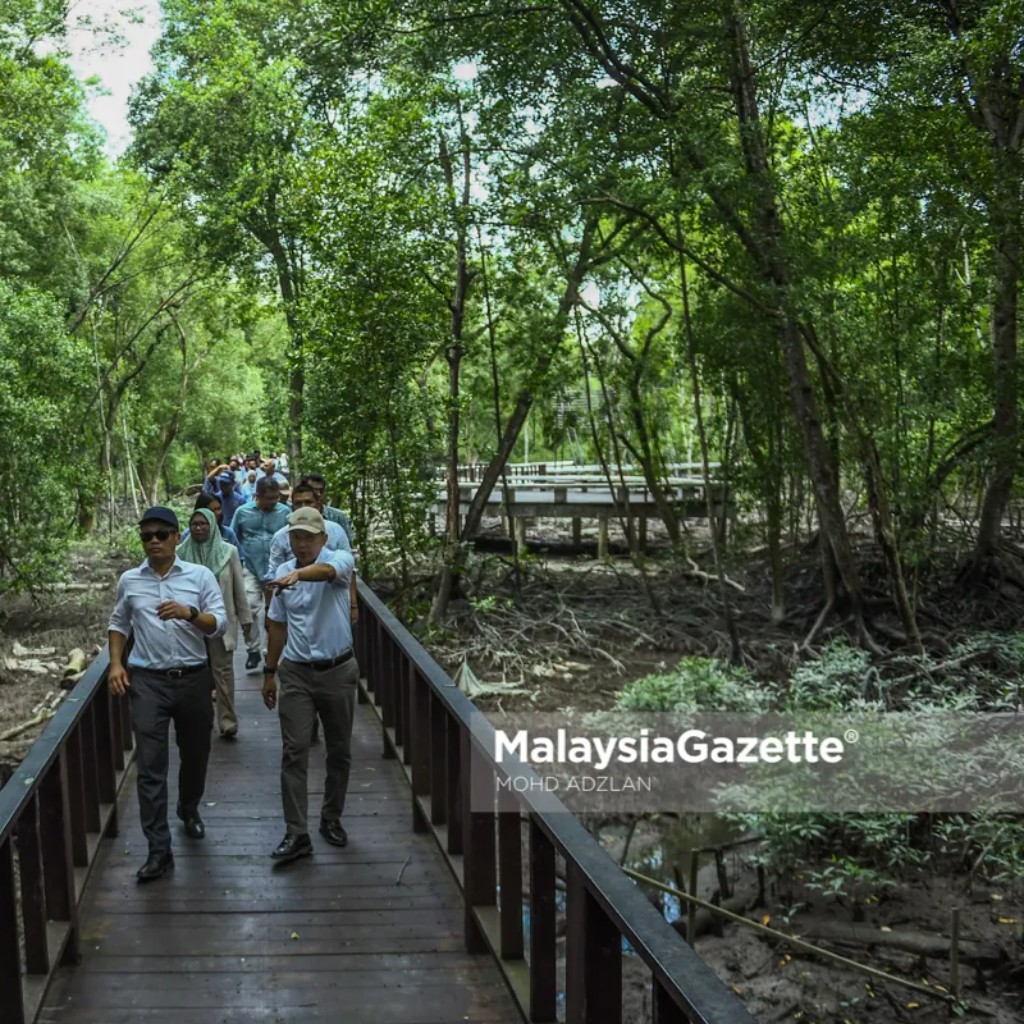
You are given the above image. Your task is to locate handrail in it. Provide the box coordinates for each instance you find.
[3,579,753,1024]
[354,579,755,1024]
[0,646,135,1024]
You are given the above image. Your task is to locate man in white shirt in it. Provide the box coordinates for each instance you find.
[262,507,357,863]
[108,507,227,882]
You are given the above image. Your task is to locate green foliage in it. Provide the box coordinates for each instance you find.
[804,854,897,902]
[783,640,874,711]
[614,656,771,713]
[0,282,92,591]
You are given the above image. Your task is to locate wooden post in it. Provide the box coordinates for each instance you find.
[497,789,524,960]
[0,839,25,1024]
[597,516,609,559]
[529,820,557,1021]
[572,517,582,545]
[638,513,648,553]
[950,907,961,998]
[686,853,699,944]
[566,862,621,1023]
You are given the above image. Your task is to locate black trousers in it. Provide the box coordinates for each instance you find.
[129,667,214,855]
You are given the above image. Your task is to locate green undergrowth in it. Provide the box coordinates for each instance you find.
[615,638,1024,904]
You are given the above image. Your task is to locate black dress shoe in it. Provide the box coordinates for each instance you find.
[245,650,261,672]
[220,728,238,741]
[271,833,313,863]
[319,819,347,847]
[137,850,174,882]
[176,803,205,839]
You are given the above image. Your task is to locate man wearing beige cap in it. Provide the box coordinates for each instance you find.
[262,506,358,863]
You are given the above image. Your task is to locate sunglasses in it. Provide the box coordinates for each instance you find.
[140,529,174,543]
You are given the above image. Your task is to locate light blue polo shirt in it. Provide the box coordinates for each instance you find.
[108,557,227,669]
[267,520,350,579]
[267,548,355,663]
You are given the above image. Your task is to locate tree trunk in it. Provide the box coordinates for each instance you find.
[150,313,191,505]
[971,151,1020,564]
[459,220,597,543]
[258,225,305,478]
[724,3,867,623]
[429,128,474,626]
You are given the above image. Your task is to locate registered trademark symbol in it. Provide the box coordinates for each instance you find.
[844,729,859,744]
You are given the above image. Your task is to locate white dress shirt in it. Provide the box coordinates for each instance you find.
[109,557,227,669]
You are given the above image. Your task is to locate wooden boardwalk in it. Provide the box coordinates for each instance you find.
[38,646,522,1024]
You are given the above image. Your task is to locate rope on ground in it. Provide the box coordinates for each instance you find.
[622,867,958,1007]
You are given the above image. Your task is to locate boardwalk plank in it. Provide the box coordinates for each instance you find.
[41,646,521,1023]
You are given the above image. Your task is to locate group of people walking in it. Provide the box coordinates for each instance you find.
[107,454,359,881]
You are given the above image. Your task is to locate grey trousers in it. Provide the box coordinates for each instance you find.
[277,656,359,835]
[241,567,264,656]
[207,637,237,734]
[129,666,214,855]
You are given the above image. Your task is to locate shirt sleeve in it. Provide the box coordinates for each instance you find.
[328,522,351,552]
[267,530,289,578]
[229,505,244,537]
[325,549,355,588]
[108,576,130,636]
[198,567,228,638]
[267,589,286,623]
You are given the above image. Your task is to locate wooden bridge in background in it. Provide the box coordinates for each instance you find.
[0,582,754,1024]
[435,462,730,555]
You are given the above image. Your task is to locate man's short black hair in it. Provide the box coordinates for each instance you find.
[301,473,326,488]
[255,476,280,496]
[291,482,316,500]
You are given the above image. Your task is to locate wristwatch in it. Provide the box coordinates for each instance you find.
[263,665,277,675]
[187,605,199,622]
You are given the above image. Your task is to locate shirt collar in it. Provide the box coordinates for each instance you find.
[141,556,185,578]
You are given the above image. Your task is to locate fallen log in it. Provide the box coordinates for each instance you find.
[1,710,53,741]
[63,648,88,677]
[796,921,1006,968]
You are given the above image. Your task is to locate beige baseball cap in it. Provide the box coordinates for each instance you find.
[287,507,326,534]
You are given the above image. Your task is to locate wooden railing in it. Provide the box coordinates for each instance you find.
[0,647,135,1024]
[453,461,722,483]
[2,580,754,1024]
[354,581,755,1024]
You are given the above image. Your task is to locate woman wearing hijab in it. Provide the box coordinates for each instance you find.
[182,493,243,560]
[178,507,252,739]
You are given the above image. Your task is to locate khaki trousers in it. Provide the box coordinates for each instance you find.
[207,637,237,734]
[277,656,359,835]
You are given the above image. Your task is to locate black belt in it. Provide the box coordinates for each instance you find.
[293,650,354,672]
[146,663,207,679]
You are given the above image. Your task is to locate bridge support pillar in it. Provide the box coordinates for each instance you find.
[597,517,609,559]
[638,514,648,553]
[515,517,527,554]
[571,517,581,545]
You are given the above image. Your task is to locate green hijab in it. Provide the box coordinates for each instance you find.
[177,507,234,578]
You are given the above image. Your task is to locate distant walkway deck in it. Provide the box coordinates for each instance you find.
[38,645,521,1024]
